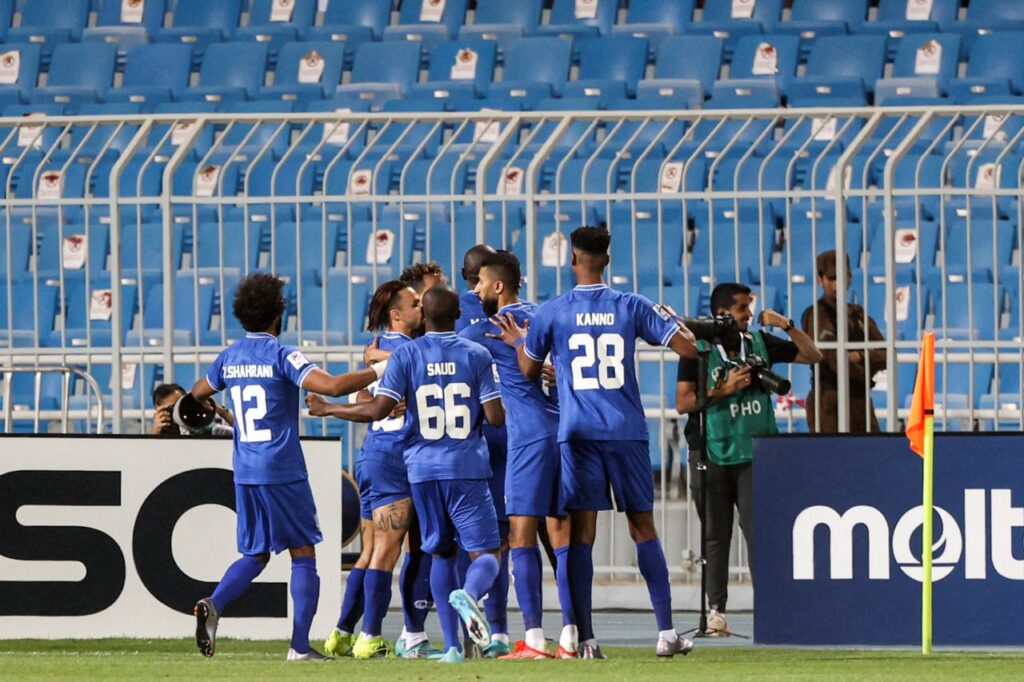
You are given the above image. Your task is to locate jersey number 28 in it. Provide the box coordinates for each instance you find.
[569,333,625,390]
[415,382,471,440]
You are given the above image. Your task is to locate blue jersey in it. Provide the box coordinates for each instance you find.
[524,284,679,443]
[376,331,502,483]
[360,331,414,456]
[455,290,487,333]
[206,332,318,484]
[460,301,559,449]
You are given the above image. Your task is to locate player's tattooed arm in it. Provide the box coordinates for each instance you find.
[302,366,381,398]
[487,313,544,381]
[305,393,398,422]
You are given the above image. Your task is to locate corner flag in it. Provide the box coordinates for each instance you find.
[905,332,935,655]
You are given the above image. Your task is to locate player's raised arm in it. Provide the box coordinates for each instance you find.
[300,365,383,398]
[306,392,397,423]
[487,312,544,381]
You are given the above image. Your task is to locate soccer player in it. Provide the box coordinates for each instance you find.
[323,279,441,659]
[490,226,698,658]
[461,250,578,659]
[455,243,511,655]
[400,261,448,294]
[306,286,505,664]
[186,273,385,660]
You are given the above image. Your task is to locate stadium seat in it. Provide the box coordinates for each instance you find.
[32,43,118,110]
[337,41,422,101]
[459,0,543,54]
[409,38,498,100]
[48,276,137,348]
[297,98,372,157]
[236,0,317,65]
[120,221,186,277]
[282,266,389,346]
[947,151,1022,219]
[786,35,888,107]
[612,0,694,49]
[0,276,58,347]
[263,41,346,103]
[488,37,573,103]
[383,0,469,60]
[687,0,784,57]
[874,33,960,102]
[861,0,959,59]
[689,221,774,285]
[181,43,269,103]
[942,218,1016,283]
[0,0,12,41]
[949,1,1024,49]
[157,0,244,66]
[6,0,89,66]
[948,33,1024,104]
[83,0,167,61]
[301,0,390,64]
[191,220,261,273]
[563,36,649,100]
[718,34,800,101]
[0,44,42,109]
[36,221,111,279]
[774,0,868,45]
[636,36,724,109]
[536,0,617,39]
[608,203,687,288]
[708,80,780,109]
[106,43,193,111]
[865,217,940,281]
[269,219,342,282]
[929,279,1000,340]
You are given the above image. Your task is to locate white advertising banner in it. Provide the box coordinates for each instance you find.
[0,437,342,639]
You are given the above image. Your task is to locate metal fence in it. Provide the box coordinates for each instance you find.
[2,105,1024,581]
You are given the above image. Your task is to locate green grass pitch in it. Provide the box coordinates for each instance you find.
[1,639,1023,680]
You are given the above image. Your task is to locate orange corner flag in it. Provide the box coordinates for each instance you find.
[906,332,935,457]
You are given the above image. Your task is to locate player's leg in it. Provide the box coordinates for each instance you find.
[397,514,439,658]
[196,483,270,658]
[327,462,376,656]
[411,481,464,662]
[612,440,693,657]
[503,514,550,658]
[286,544,330,661]
[481,450,510,657]
[354,497,414,659]
[546,514,577,658]
[445,479,501,651]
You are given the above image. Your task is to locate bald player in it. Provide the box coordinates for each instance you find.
[306,286,505,664]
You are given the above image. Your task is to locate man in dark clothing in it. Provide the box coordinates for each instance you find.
[801,250,887,433]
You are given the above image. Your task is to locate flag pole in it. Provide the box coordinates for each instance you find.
[922,411,934,655]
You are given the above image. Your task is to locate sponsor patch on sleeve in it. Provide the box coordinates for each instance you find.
[287,350,310,370]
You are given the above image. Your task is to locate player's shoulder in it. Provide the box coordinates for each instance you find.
[456,334,494,362]
[458,317,493,342]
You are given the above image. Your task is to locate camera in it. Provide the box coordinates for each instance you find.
[681,313,742,351]
[728,355,792,396]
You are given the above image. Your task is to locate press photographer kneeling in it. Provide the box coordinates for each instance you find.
[675,283,822,636]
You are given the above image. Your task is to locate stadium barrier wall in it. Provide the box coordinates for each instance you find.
[754,434,1024,646]
[0,435,341,639]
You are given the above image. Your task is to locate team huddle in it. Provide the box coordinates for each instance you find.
[177,226,699,662]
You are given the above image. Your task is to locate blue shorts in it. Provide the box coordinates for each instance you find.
[411,479,501,555]
[560,440,654,513]
[488,447,508,526]
[235,479,322,555]
[356,447,411,521]
[506,436,564,518]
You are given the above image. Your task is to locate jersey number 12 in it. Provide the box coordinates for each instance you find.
[230,385,271,443]
[569,333,625,390]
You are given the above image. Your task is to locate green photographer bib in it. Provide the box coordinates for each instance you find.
[686,332,777,466]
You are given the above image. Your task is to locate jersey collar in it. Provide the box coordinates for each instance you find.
[574,283,608,291]
[382,331,412,340]
[498,301,529,315]
[426,331,458,338]
[245,332,276,340]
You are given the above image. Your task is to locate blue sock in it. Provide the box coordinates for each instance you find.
[511,547,543,630]
[210,555,265,613]
[430,556,462,653]
[463,553,500,603]
[636,539,674,632]
[400,551,433,633]
[553,545,575,628]
[568,543,594,642]
[483,550,509,634]
[290,556,319,654]
[336,567,365,632]
[362,569,393,638]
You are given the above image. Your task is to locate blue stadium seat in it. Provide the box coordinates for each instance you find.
[0,276,58,347]
[942,218,1015,283]
[383,0,469,59]
[83,0,167,61]
[774,0,868,52]
[236,0,317,64]
[48,276,137,348]
[536,0,617,39]
[282,266,389,346]
[269,219,341,282]
[488,37,573,103]
[947,151,1022,218]
[782,216,866,285]
[865,218,940,282]
[297,98,372,157]
[337,41,422,102]
[849,278,924,341]
[0,0,12,41]
[263,41,346,103]
[459,0,543,54]
[929,280,1000,341]
[874,33,960,102]
[786,35,888,107]
[687,0,784,57]
[612,0,694,49]
[36,222,110,278]
[106,43,193,111]
[181,42,269,103]
[608,203,686,288]
[301,0,390,64]
[6,0,89,66]
[157,0,244,66]
[949,33,1024,103]
[636,35,724,109]
[563,36,649,100]
[721,34,800,99]
[0,44,42,109]
[689,221,774,285]
[32,43,117,110]
[409,38,498,100]
[949,1,1024,50]
[862,0,958,59]
[217,99,295,158]
[120,221,186,277]
[192,220,262,272]
[708,80,780,109]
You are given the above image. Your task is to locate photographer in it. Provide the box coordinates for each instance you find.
[674,283,821,636]
[151,382,234,436]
